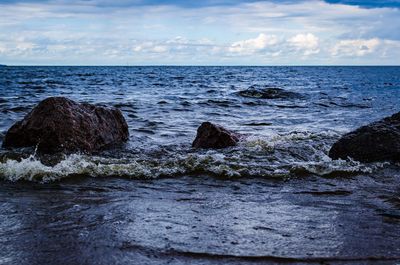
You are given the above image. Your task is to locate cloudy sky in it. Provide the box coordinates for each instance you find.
[0,0,399,65]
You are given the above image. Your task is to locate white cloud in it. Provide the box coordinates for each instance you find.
[331,38,380,56]
[0,0,399,64]
[166,36,189,45]
[228,33,322,58]
[229,33,279,54]
[47,44,68,52]
[131,37,216,56]
[0,43,6,54]
[152,45,168,53]
[288,33,320,55]
[16,41,35,51]
[133,42,164,53]
[133,45,143,52]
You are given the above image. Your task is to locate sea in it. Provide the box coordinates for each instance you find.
[0,66,399,264]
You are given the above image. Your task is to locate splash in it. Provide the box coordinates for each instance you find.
[0,131,385,182]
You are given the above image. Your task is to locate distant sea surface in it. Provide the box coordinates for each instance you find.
[0,66,399,264]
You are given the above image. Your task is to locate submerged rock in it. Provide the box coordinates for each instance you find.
[238,86,302,100]
[3,97,129,153]
[192,122,239,149]
[329,112,400,162]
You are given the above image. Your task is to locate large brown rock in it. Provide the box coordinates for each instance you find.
[2,97,129,153]
[329,112,400,162]
[192,122,239,149]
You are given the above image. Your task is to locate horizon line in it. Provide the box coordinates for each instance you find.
[2,64,400,67]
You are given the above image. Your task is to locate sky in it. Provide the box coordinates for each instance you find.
[0,0,399,65]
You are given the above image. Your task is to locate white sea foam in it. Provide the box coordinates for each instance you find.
[0,154,93,182]
[0,131,386,182]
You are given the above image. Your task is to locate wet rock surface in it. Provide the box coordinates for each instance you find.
[192,122,239,149]
[237,86,302,100]
[2,97,129,153]
[329,112,400,162]
[1,175,399,265]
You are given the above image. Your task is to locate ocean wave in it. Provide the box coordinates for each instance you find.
[0,131,387,182]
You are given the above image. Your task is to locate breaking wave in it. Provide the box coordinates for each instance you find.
[0,131,387,182]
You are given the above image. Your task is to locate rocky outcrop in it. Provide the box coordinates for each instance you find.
[2,97,129,153]
[238,86,302,100]
[192,122,239,149]
[329,112,400,162]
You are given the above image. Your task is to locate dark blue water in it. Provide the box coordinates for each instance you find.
[0,66,399,264]
[1,66,400,180]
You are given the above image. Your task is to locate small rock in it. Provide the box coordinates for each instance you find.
[329,112,400,162]
[237,86,302,100]
[2,97,129,153]
[192,122,239,149]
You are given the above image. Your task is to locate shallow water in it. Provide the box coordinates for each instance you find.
[0,66,399,264]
